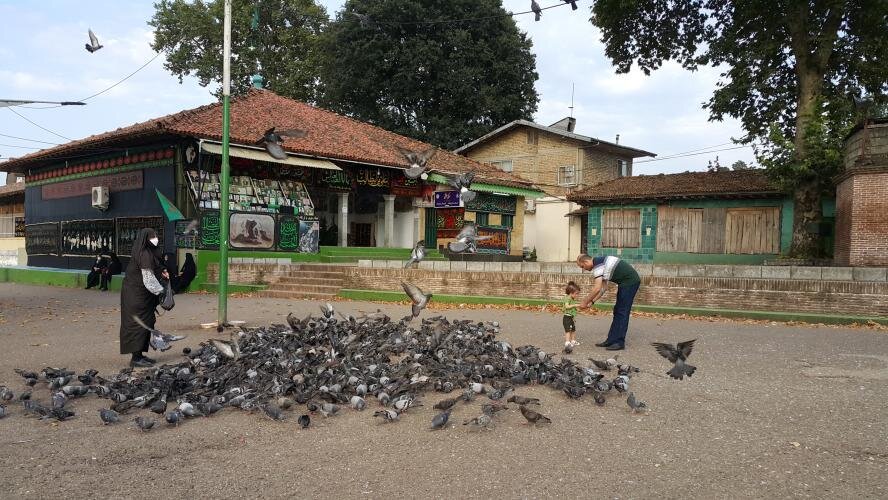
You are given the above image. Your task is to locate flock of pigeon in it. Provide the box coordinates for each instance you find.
[0,302,697,433]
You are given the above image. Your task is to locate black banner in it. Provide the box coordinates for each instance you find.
[60,219,115,256]
[116,217,165,257]
[25,222,59,256]
[14,216,25,238]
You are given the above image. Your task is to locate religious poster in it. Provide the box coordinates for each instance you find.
[174,219,198,248]
[390,174,422,197]
[25,222,59,256]
[230,213,275,249]
[476,226,510,254]
[116,216,165,257]
[298,218,320,254]
[199,211,221,249]
[41,170,143,200]
[435,208,465,239]
[14,216,25,238]
[315,169,353,191]
[434,190,461,208]
[60,219,115,256]
[354,167,391,189]
[277,166,315,184]
[464,193,517,214]
[277,215,300,252]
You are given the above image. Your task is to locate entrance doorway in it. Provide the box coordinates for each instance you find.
[424,208,437,250]
[353,223,373,247]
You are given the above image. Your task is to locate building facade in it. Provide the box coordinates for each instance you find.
[0,176,25,266]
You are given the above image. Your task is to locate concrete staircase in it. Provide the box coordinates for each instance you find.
[258,264,349,300]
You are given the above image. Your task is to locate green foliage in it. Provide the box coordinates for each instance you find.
[317,0,539,150]
[730,160,754,171]
[150,0,328,100]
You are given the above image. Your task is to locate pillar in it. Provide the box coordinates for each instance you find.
[338,192,348,247]
[383,194,395,248]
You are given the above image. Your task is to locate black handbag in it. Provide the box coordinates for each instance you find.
[160,280,175,311]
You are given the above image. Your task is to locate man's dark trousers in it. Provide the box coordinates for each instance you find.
[605,282,640,345]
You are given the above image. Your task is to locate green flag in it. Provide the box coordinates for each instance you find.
[155,188,185,222]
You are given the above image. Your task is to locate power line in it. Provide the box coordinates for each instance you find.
[635,145,751,163]
[6,107,72,141]
[364,1,579,26]
[0,133,61,146]
[0,142,43,150]
[80,52,162,102]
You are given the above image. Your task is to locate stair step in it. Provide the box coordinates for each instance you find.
[274,276,345,286]
[266,283,342,294]
[259,290,339,300]
[278,271,346,280]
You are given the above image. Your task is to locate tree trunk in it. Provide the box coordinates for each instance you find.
[789,68,824,258]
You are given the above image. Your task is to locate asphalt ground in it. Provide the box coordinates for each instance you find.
[0,283,886,499]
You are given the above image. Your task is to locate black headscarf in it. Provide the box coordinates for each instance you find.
[132,228,162,271]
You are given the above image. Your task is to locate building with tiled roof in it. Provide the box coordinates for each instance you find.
[1,90,543,272]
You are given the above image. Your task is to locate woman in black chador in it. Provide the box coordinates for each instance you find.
[119,228,169,367]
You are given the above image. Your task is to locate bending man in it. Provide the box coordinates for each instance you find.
[575,254,641,351]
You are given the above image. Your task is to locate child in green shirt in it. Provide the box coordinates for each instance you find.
[563,281,580,352]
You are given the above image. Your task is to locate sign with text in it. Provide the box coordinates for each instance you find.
[277,215,300,251]
[390,174,422,197]
[434,190,461,208]
[354,167,391,189]
[476,226,510,254]
[465,192,517,214]
[60,219,115,255]
[41,170,144,200]
[25,222,60,256]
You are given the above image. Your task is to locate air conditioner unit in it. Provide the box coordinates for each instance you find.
[525,199,536,212]
[92,186,109,210]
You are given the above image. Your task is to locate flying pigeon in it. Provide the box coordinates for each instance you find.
[373,409,400,423]
[563,0,578,10]
[519,405,551,424]
[131,316,186,352]
[401,281,432,319]
[448,171,477,203]
[447,222,492,254]
[134,416,155,432]
[99,408,120,425]
[463,414,494,430]
[651,339,697,380]
[259,127,307,160]
[404,240,426,268]
[396,146,436,179]
[627,392,647,413]
[298,414,311,429]
[431,408,452,430]
[85,29,103,53]
[531,0,542,21]
[507,395,540,406]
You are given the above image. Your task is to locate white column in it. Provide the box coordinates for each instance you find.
[413,208,420,247]
[383,194,395,248]
[338,192,348,247]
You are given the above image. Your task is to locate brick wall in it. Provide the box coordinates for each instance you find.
[834,178,854,265]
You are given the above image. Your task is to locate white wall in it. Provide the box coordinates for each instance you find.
[523,212,537,252]
[533,198,580,262]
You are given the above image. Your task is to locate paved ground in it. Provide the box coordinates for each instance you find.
[0,283,886,499]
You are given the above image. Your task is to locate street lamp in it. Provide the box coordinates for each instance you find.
[0,100,86,107]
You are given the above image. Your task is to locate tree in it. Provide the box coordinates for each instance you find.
[317,0,539,150]
[731,160,754,171]
[150,0,328,101]
[590,1,887,257]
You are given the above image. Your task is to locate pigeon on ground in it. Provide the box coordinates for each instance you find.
[52,391,67,409]
[320,403,340,417]
[178,402,204,418]
[0,405,6,418]
[461,388,476,403]
[85,29,103,52]
[259,127,307,160]
[471,382,486,394]
[62,385,90,397]
[15,369,39,380]
[134,416,155,432]
[200,401,223,417]
[507,395,540,406]
[613,375,630,393]
[531,0,542,21]
[431,408,452,430]
[627,392,647,413]
[349,396,366,411]
[433,397,460,411]
[210,339,238,359]
[401,281,432,319]
[606,356,619,368]
[563,0,578,10]
[588,358,611,371]
[447,223,492,254]
[0,386,14,402]
[562,343,573,354]
[165,409,184,426]
[373,409,400,423]
[651,339,697,380]
[298,414,311,429]
[263,404,285,421]
[131,315,185,352]
[448,171,477,203]
[519,405,551,424]
[78,369,99,385]
[481,402,509,417]
[49,376,72,391]
[277,397,295,410]
[149,394,168,415]
[99,408,120,425]
[18,390,32,401]
[320,303,335,320]
[396,146,437,179]
[404,240,426,268]
[392,395,421,412]
[463,414,494,430]
[488,387,512,401]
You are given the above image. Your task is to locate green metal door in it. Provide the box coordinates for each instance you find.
[424,208,437,250]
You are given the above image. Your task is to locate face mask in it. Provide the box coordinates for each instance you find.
[149,237,159,247]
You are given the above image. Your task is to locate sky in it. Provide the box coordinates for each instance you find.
[0,0,756,185]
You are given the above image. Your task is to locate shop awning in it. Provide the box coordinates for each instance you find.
[426,173,544,199]
[201,142,341,171]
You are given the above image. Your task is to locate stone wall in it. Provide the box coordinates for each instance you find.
[347,260,888,317]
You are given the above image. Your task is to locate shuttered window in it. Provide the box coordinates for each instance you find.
[602,209,640,248]
[725,207,781,254]
[657,205,780,254]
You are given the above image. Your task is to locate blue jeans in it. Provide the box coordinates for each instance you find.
[605,282,640,345]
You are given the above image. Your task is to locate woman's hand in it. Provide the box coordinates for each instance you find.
[161,270,170,281]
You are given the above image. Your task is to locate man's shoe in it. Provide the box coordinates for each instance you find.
[142,356,157,363]
[605,343,625,351]
[595,341,613,347]
[130,358,153,368]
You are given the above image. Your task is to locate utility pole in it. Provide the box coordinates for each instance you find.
[217,0,232,330]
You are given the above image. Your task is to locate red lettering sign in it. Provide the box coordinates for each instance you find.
[41,170,144,200]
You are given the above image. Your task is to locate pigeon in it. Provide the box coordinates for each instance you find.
[481,402,509,417]
[448,171,477,203]
[651,339,697,380]
[62,385,90,397]
[149,395,168,415]
[0,386,14,402]
[373,409,400,423]
[320,403,340,417]
[488,387,512,401]
[297,414,311,429]
[507,395,540,406]
[134,416,155,432]
[200,401,223,417]
[49,376,72,391]
[263,404,285,421]
[392,395,421,412]
[277,397,295,410]
[563,0,578,10]
[588,358,611,371]
[613,375,630,393]
[99,408,120,425]
[178,402,204,418]
[401,281,432,319]
[85,29,103,53]
[52,391,67,409]
[627,392,647,413]
[562,343,573,354]
[259,127,307,160]
[471,382,486,394]
[447,223,492,254]
[320,303,335,320]
[531,0,542,21]
[519,405,551,424]
[18,390,32,401]
[433,397,460,411]
[165,409,184,426]
[396,146,436,179]
[463,414,494,430]
[404,240,426,268]
[210,339,238,359]
[349,396,367,411]
[461,388,476,403]
[431,408,451,430]
[131,315,186,352]
[15,369,39,380]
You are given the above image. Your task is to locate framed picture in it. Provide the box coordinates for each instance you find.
[230,213,275,249]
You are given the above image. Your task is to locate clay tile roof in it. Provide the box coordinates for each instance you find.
[0,182,25,198]
[2,89,537,190]
[567,170,782,203]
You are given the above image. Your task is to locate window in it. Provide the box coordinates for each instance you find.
[618,159,630,177]
[725,207,781,254]
[557,165,577,186]
[602,209,640,248]
[500,214,514,228]
[475,212,489,226]
[526,129,538,145]
[491,160,513,172]
[657,206,705,253]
